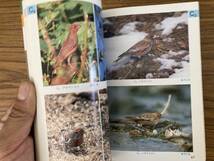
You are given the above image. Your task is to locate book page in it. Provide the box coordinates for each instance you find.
[22,0,111,161]
[103,2,205,161]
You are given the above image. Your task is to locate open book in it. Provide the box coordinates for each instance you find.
[22,0,205,161]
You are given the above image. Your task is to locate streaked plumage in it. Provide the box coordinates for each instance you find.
[126,95,172,127]
[115,36,153,62]
[126,112,161,126]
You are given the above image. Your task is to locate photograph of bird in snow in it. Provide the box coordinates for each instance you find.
[45,90,111,161]
[108,85,193,152]
[104,12,190,80]
[38,0,104,86]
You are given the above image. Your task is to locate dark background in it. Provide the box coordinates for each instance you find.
[0,0,213,160]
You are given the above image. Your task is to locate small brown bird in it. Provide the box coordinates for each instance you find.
[126,95,172,127]
[116,36,154,62]
[54,23,80,67]
[59,128,84,153]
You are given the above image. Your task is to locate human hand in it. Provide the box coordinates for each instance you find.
[0,82,36,161]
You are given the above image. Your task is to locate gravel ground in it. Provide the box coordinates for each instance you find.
[45,90,111,161]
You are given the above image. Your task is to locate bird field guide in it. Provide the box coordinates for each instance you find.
[22,1,205,161]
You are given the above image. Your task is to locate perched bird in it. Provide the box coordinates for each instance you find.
[51,62,78,85]
[109,36,154,71]
[115,36,154,62]
[54,23,80,67]
[126,95,172,127]
[59,128,84,153]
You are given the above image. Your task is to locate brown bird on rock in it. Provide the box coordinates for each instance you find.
[54,23,80,67]
[126,95,172,127]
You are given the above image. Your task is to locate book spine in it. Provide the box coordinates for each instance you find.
[22,1,110,161]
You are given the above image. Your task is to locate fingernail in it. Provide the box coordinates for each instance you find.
[17,82,30,101]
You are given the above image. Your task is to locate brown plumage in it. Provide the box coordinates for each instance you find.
[126,112,161,126]
[51,62,78,85]
[126,95,172,127]
[59,128,84,153]
[116,36,153,62]
[54,23,80,67]
[127,37,154,56]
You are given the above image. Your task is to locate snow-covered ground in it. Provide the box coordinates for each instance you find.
[156,13,188,35]
[170,61,190,78]
[154,58,182,70]
[154,50,190,78]
[119,22,142,34]
[160,50,188,59]
[104,21,147,68]
[104,13,189,79]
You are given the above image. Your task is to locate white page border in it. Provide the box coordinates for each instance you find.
[22,1,106,161]
[23,0,102,8]
[103,2,206,161]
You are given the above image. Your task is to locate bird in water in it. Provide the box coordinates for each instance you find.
[126,94,172,127]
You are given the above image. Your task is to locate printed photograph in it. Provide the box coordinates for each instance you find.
[99,89,111,161]
[45,90,111,161]
[37,0,104,86]
[104,12,190,80]
[94,5,107,81]
[108,85,192,152]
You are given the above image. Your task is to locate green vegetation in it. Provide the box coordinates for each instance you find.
[38,0,98,85]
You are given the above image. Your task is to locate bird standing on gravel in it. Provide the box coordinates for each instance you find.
[54,23,80,67]
[126,95,172,127]
[59,128,84,154]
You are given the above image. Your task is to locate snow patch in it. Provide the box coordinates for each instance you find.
[119,21,142,34]
[104,31,147,68]
[161,50,187,59]
[103,19,113,25]
[156,13,188,35]
[154,58,182,70]
[170,61,190,78]
[163,38,174,42]
[182,55,190,61]
[146,73,154,79]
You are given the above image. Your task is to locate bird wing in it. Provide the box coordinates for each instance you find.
[59,36,77,57]
[116,38,153,62]
[139,113,160,121]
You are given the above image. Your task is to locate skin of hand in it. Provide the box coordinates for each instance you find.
[0,82,36,161]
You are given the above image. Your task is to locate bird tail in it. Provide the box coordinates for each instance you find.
[161,94,172,115]
[115,52,128,62]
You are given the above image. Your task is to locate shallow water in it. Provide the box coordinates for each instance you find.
[110,132,183,152]
[108,85,192,152]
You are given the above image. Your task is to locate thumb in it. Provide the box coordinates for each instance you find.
[0,82,36,158]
